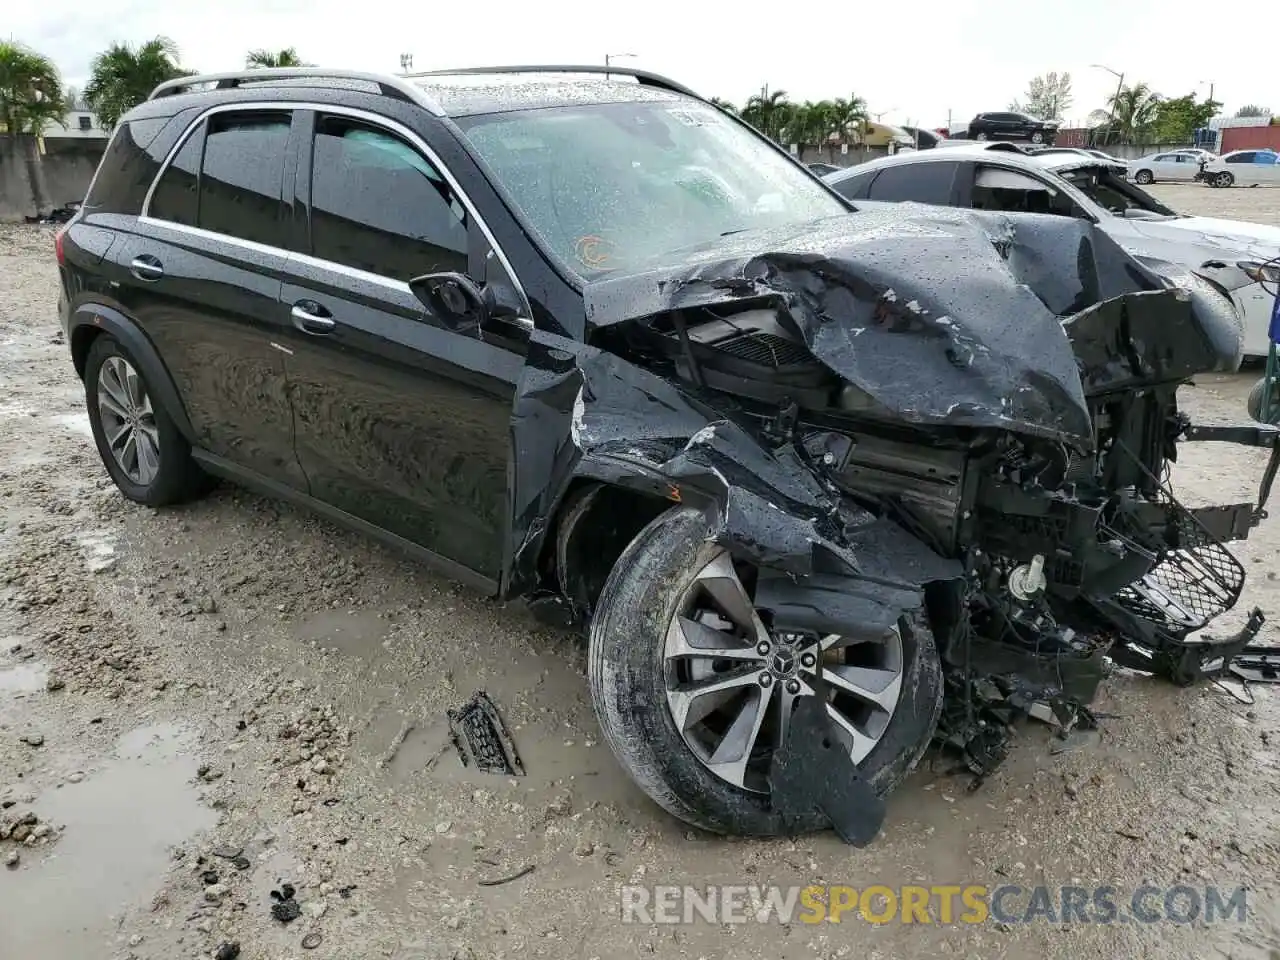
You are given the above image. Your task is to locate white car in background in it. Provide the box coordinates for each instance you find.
[823,145,1280,356]
[1200,149,1280,188]
[1128,150,1206,184]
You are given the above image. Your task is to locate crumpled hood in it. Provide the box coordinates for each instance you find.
[584,205,1183,446]
[1127,215,1280,260]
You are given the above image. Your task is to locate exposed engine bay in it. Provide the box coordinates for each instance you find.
[568,205,1280,787]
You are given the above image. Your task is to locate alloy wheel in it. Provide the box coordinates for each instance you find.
[662,550,904,793]
[97,356,161,486]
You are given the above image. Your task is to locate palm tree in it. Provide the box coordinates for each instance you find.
[708,96,738,116]
[832,95,869,146]
[84,37,191,130]
[246,48,309,69]
[0,41,67,215]
[741,88,792,143]
[1106,83,1162,144]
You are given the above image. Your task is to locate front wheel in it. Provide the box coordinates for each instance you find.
[974,131,988,141]
[1214,171,1235,188]
[588,507,942,836]
[1030,131,1044,144]
[1135,169,1154,185]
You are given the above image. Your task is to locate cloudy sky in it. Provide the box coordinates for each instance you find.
[8,0,1268,127]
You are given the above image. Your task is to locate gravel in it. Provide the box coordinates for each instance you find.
[1,197,1279,959]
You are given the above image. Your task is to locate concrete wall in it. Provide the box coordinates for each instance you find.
[0,136,105,221]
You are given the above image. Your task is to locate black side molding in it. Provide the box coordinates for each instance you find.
[191,450,501,598]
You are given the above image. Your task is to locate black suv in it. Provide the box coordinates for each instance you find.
[57,66,1275,844]
[966,111,1059,144]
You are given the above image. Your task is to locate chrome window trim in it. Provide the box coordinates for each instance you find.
[136,216,297,262]
[138,100,533,327]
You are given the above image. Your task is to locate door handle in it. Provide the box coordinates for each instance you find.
[130,256,164,281]
[291,302,336,335]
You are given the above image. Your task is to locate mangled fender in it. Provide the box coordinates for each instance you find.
[504,337,961,606]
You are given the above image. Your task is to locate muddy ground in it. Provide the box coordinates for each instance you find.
[2,184,1279,960]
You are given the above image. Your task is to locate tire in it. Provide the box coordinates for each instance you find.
[1030,131,1044,144]
[1247,376,1280,424]
[588,506,943,836]
[974,131,988,141]
[85,335,213,506]
[1135,169,1154,185]
[1214,171,1234,188]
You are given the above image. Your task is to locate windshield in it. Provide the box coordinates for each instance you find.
[1053,165,1179,219]
[456,100,847,277]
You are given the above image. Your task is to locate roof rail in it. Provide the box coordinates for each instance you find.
[406,65,703,102]
[148,68,444,115]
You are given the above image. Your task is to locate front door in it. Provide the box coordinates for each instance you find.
[278,110,531,584]
[111,108,307,489]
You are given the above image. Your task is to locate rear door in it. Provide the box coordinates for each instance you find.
[277,109,531,586]
[111,107,306,488]
[1150,153,1177,179]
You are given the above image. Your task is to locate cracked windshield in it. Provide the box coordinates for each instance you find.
[458,100,845,274]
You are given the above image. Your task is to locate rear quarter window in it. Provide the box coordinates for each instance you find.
[84,113,195,215]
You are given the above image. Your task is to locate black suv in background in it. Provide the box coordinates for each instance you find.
[56,66,1269,845]
[965,111,1058,143]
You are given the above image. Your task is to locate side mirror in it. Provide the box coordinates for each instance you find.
[409,272,488,332]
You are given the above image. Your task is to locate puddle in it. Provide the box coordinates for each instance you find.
[0,722,216,958]
[294,607,390,659]
[0,660,48,695]
[74,530,116,573]
[51,412,93,439]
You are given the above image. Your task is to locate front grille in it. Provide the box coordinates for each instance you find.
[1114,489,1245,633]
[715,332,813,368]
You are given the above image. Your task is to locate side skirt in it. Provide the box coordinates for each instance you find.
[191,450,500,597]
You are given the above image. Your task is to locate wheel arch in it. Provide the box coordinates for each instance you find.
[68,303,196,442]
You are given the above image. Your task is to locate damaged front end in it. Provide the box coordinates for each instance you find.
[509,205,1276,839]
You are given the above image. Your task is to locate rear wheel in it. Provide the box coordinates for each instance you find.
[588,507,942,836]
[1135,169,1154,185]
[85,336,213,506]
[1214,171,1235,188]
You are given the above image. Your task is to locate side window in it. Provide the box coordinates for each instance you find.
[1153,154,1174,162]
[149,121,204,226]
[865,163,957,205]
[1227,152,1255,164]
[197,112,291,246]
[972,165,1086,219]
[829,171,874,200]
[309,115,468,282]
